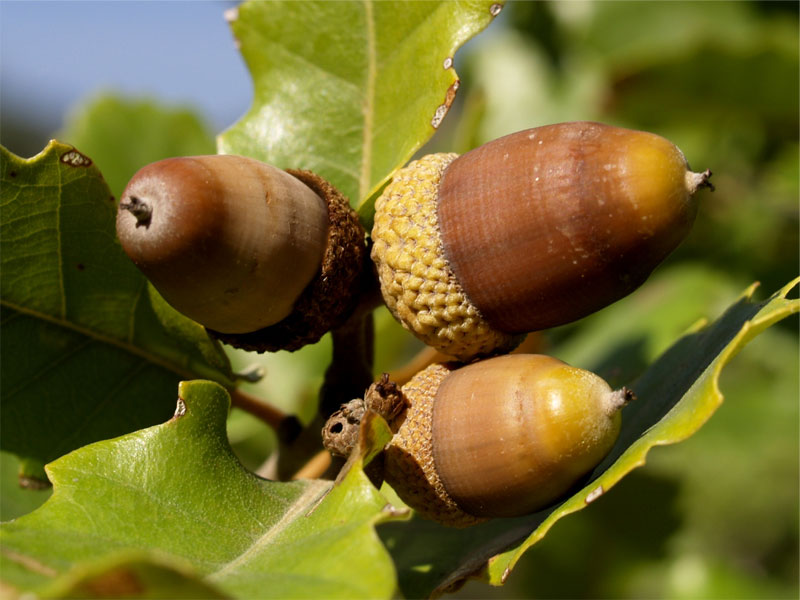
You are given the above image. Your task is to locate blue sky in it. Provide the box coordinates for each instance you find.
[1,1,253,146]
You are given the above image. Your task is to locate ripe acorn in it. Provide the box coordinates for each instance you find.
[371,121,713,360]
[116,155,366,352]
[322,354,633,528]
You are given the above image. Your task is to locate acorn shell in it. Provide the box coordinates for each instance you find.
[210,169,368,352]
[431,354,622,518]
[437,121,701,333]
[117,155,329,334]
[118,157,367,352]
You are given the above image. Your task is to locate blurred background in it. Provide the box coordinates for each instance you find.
[2,1,797,598]
[1,0,247,157]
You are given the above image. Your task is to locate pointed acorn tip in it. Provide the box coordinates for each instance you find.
[119,196,152,228]
[607,386,636,413]
[687,169,714,194]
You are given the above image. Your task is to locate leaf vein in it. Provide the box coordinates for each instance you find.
[49,360,151,459]
[55,163,66,319]
[0,300,197,382]
[1,337,94,400]
[208,481,330,580]
[358,0,376,202]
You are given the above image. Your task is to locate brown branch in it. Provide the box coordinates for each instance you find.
[228,387,302,443]
[387,332,547,385]
[291,449,332,480]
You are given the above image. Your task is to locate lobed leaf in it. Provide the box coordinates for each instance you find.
[0,381,402,599]
[379,278,799,598]
[0,142,232,476]
[218,0,504,227]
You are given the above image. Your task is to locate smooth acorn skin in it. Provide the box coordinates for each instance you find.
[371,122,712,359]
[438,121,708,333]
[377,354,632,527]
[430,354,627,519]
[116,155,329,334]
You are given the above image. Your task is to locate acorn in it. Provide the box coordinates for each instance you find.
[371,121,713,360]
[116,155,367,352]
[322,354,633,528]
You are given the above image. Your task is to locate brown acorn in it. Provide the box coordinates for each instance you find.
[116,155,366,352]
[371,122,713,360]
[322,354,633,528]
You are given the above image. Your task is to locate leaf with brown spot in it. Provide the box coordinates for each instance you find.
[218,0,505,229]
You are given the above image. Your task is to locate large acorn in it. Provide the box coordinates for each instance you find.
[116,155,366,352]
[322,354,633,528]
[371,121,713,360]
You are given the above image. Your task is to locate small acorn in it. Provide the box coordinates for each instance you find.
[116,155,367,352]
[371,121,713,360]
[322,354,633,528]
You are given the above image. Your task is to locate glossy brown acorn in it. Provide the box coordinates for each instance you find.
[322,354,633,528]
[371,122,713,360]
[116,155,366,352]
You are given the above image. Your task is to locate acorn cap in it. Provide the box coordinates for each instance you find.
[383,362,485,528]
[370,153,522,361]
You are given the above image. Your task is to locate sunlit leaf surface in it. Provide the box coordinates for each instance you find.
[379,279,798,598]
[218,0,504,226]
[1,381,401,599]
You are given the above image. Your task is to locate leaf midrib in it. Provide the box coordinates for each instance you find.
[1,299,198,383]
[358,0,376,203]
[208,480,331,581]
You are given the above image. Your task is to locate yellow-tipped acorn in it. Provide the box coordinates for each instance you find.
[323,354,633,528]
[371,122,713,360]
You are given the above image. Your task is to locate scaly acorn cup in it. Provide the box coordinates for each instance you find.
[116,155,367,352]
[371,121,713,360]
[322,354,634,528]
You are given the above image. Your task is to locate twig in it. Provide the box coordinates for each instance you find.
[387,345,448,386]
[228,387,302,443]
[318,265,382,418]
[291,449,332,480]
[387,332,547,385]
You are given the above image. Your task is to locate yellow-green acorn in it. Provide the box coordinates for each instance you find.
[323,354,632,528]
[371,122,712,360]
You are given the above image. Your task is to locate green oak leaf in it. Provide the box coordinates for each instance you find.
[550,263,750,388]
[0,142,232,474]
[218,0,504,226]
[379,278,798,598]
[0,381,402,599]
